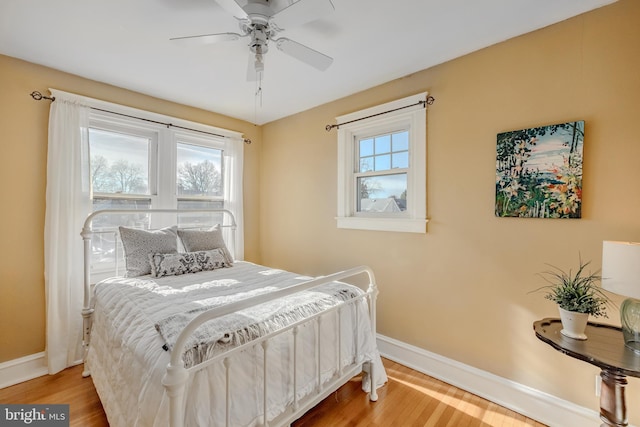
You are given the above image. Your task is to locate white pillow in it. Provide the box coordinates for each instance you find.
[119,226,178,277]
[177,225,234,265]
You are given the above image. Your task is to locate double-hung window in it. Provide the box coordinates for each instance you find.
[86,104,243,273]
[336,93,427,233]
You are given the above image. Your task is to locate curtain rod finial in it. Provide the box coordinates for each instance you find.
[30,91,55,101]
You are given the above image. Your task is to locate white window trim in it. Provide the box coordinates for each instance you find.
[336,93,428,233]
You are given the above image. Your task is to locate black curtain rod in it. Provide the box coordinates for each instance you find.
[325,95,435,132]
[30,91,252,144]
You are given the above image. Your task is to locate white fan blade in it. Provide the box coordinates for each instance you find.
[214,0,248,19]
[276,38,333,71]
[170,32,242,45]
[272,0,335,29]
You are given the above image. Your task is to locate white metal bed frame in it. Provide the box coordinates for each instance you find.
[81,208,379,427]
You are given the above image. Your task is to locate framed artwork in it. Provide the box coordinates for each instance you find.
[495,120,584,218]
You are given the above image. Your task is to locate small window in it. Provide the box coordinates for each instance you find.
[336,93,428,233]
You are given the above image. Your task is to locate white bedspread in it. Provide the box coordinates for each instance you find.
[86,261,387,427]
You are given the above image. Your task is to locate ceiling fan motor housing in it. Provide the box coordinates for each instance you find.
[243,0,272,26]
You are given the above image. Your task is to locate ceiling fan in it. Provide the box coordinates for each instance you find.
[171,0,335,81]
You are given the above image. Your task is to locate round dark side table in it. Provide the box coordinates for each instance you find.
[534,318,640,427]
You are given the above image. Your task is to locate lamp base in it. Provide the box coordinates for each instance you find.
[621,298,640,355]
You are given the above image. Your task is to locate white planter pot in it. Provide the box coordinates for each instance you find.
[559,307,589,340]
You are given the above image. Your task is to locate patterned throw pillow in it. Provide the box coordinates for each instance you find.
[149,249,230,278]
[119,226,178,277]
[177,225,234,265]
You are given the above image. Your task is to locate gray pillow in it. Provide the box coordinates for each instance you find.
[149,249,230,278]
[119,226,178,277]
[177,225,233,265]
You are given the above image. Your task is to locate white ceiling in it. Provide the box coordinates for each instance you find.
[0,0,616,125]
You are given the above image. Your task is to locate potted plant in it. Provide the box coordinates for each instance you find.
[533,257,610,340]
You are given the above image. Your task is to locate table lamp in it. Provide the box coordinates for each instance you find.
[602,240,640,354]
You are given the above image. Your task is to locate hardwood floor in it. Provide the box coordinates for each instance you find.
[293,359,546,427]
[0,364,108,426]
[0,358,546,426]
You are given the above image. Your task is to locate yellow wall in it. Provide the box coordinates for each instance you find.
[260,0,640,421]
[0,54,262,362]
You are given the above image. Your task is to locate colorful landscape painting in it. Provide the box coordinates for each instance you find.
[495,120,584,218]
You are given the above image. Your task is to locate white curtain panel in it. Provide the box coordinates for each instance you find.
[224,137,245,260]
[44,90,91,374]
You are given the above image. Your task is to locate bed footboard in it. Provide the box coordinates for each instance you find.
[161,266,379,427]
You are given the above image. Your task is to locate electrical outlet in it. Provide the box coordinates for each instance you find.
[595,374,602,396]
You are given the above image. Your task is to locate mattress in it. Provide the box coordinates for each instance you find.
[86,261,386,426]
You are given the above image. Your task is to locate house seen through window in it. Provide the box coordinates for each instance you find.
[357,130,409,213]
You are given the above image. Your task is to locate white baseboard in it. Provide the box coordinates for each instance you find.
[0,352,48,389]
[376,334,604,427]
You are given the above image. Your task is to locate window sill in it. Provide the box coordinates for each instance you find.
[336,216,428,233]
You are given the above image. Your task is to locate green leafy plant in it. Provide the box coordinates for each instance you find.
[532,258,611,318]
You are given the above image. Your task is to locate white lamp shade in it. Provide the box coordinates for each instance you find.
[602,240,640,300]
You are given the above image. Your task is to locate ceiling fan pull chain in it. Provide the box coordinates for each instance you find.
[254,76,263,123]
[255,85,263,106]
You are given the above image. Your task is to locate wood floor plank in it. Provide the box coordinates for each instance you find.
[0,358,546,426]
